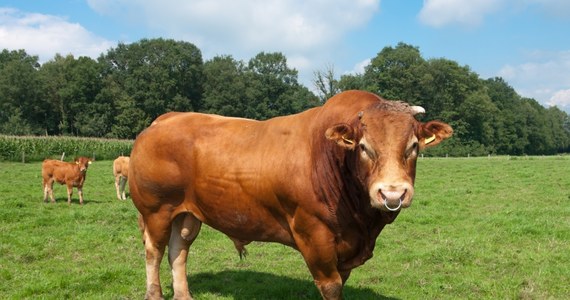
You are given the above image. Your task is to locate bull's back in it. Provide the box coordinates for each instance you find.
[130,113,277,198]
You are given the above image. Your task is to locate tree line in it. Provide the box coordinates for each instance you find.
[1,39,569,155]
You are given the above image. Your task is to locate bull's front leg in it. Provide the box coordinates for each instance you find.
[77,187,84,205]
[292,222,343,299]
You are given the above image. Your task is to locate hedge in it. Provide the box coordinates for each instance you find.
[0,135,133,162]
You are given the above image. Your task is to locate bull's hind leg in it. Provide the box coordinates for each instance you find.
[115,175,122,200]
[169,213,202,300]
[66,184,73,205]
[43,179,51,202]
[47,181,55,203]
[142,213,173,300]
[120,176,128,200]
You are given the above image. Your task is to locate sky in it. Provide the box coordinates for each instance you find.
[1,0,569,112]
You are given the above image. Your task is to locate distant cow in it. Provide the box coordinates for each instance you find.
[42,157,92,205]
[113,156,130,200]
[130,90,453,299]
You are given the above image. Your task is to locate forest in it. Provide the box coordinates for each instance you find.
[1,39,569,156]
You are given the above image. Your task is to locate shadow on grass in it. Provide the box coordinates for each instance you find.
[43,197,107,205]
[172,270,399,300]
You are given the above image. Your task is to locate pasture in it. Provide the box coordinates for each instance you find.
[0,157,568,299]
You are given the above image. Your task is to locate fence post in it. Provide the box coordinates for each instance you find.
[61,152,65,161]
[22,151,25,163]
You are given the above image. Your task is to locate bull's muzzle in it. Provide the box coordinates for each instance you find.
[370,182,414,212]
[380,190,406,211]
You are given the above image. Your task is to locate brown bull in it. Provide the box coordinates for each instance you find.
[42,156,92,205]
[113,156,130,200]
[129,90,453,299]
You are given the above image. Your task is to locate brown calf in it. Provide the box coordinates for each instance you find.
[42,157,92,205]
[113,156,130,200]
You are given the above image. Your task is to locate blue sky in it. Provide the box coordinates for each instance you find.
[1,0,569,111]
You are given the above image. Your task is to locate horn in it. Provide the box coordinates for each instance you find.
[411,106,425,115]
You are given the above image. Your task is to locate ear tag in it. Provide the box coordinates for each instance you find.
[425,134,436,145]
[342,136,354,145]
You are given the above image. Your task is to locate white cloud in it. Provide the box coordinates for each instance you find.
[86,0,380,73]
[497,50,570,110]
[0,8,114,62]
[548,89,570,109]
[418,0,504,28]
[348,58,371,75]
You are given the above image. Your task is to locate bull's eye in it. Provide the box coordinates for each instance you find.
[359,144,367,155]
[359,143,376,160]
[406,142,419,159]
[359,143,370,158]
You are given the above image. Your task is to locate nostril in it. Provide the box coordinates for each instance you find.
[380,189,405,201]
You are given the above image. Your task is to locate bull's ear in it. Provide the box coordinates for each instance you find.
[325,124,357,150]
[419,121,453,149]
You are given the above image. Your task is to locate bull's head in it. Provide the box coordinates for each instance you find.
[325,106,452,212]
[75,157,93,173]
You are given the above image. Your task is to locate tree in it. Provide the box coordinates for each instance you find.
[202,55,250,117]
[0,49,42,135]
[99,38,204,124]
[313,64,340,102]
[364,42,426,101]
[456,89,498,152]
[545,106,570,152]
[38,54,103,136]
[246,52,317,119]
[338,73,372,92]
[483,77,529,155]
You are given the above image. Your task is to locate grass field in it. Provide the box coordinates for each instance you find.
[0,157,569,299]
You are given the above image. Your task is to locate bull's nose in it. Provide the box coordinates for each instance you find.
[380,189,406,202]
[378,189,406,211]
[369,182,414,211]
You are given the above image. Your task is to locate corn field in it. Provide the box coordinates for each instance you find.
[0,135,133,162]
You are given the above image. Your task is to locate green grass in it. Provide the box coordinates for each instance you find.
[0,157,568,299]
